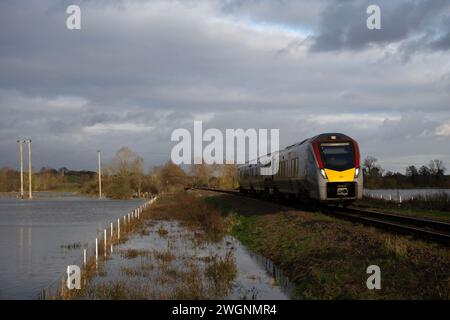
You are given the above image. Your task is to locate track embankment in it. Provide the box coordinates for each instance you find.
[198,189,450,299]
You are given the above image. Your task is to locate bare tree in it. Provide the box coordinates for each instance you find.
[363,156,384,177]
[190,163,216,187]
[153,161,188,191]
[108,147,144,199]
[429,160,446,176]
[219,164,238,189]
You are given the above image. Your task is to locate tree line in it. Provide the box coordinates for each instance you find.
[0,147,238,199]
[363,156,449,189]
[3,148,446,197]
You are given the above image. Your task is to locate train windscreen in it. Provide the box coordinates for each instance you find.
[319,142,355,171]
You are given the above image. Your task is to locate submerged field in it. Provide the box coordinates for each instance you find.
[58,192,292,300]
[55,190,450,300]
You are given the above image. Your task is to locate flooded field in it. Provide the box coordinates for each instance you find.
[364,188,450,201]
[84,220,295,300]
[0,193,144,299]
[0,192,296,300]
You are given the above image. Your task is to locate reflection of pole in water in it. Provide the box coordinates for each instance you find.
[19,227,24,269]
[28,226,32,273]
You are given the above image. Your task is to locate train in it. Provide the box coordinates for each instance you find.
[238,133,363,204]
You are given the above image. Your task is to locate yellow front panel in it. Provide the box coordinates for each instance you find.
[324,168,355,182]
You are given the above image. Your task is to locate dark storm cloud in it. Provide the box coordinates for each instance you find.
[0,0,449,172]
[310,0,450,52]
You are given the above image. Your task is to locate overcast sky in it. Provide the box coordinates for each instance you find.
[0,0,449,173]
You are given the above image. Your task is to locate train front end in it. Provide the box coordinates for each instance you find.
[311,133,363,203]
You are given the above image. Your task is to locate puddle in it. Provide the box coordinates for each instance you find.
[86,220,298,300]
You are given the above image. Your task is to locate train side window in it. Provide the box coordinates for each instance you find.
[291,160,295,176]
[286,160,289,177]
[289,160,292,177]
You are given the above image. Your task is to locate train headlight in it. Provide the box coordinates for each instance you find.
[320,169,327,179]
[355,167,360,178]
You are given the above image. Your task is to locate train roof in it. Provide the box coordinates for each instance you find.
[238,133,356,168]
[309,133,353,143]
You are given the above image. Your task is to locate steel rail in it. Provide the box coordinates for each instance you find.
[194,187,450,246]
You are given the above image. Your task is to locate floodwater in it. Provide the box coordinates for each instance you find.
[364,188,450,201]
[0,193,144,299]
[87,220,296,300]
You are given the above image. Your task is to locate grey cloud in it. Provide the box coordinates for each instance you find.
[0,0,449,172]
[310,0,450,53]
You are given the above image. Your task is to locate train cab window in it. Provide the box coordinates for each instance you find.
[319,142,355,171]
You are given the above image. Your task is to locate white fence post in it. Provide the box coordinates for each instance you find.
[95,238,98,264]
[104,229,107,257]
[117,218,120,240]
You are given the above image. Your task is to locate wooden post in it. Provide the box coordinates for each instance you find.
[17,140,24,199]
[95,238,98,263]
[98,150,102,199]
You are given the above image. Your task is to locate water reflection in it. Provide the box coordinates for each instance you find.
[248,252,298,299]
[0,194,144,299]
[19,227,23,270]
[88,220,297,300]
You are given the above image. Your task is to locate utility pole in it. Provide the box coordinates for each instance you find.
[98,150,102,198]
[26,140,32,200]
[17,140,24,199]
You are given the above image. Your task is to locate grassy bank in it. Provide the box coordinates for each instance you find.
[204,192,450,299]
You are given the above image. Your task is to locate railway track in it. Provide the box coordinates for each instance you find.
[194,187,450,246]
